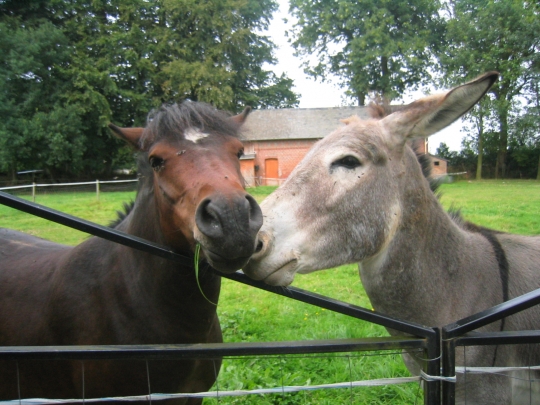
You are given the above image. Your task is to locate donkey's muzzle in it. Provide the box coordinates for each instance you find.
[195,194,263,272]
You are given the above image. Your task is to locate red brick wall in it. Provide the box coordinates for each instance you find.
[242,139,318,185]
[431,158,448,176]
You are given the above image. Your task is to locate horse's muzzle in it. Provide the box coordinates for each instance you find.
[195,193,263,272]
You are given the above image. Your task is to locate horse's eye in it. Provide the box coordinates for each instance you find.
[237,149,244,159]
[331,156,361,170]
[149,156,165,171]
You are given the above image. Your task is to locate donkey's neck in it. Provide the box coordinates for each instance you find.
[360,161,496,327]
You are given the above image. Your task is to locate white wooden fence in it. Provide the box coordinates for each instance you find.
[0,179,138,202]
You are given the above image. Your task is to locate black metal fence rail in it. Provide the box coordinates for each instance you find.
[0,337,427,361]
[0,191,440,404]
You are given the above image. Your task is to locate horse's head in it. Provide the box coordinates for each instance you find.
[109,102,263,273]
[243,72,499,286]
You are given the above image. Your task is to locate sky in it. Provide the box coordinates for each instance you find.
[265,0,466,154]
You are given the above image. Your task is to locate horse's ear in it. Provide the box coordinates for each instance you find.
[381,71,499,146]
[230,107,251,125]
[109,124,144,150]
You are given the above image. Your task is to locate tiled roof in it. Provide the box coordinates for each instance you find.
[242,106,369,141]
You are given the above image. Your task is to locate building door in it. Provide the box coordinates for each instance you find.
[265,158,279,186]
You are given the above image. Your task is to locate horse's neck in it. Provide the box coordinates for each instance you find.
[112,191,209,295]
[360,178,494,326]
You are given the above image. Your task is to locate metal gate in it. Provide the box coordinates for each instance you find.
[1,191,539,404]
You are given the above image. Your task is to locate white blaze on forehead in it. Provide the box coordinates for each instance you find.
[184,128,210,143]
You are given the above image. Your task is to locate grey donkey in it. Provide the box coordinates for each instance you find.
[244,72,540,404]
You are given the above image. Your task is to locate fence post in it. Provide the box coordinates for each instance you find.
[441,333,456,405]
[32,182,36,203]
[424,328,441,405]
[96,180,100,201]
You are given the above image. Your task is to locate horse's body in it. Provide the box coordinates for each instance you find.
[0,101,263,404]
[244,72,540,404]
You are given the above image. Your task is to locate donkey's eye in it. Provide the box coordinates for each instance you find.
[237,149,244,159]
[149,156,165,171]
[331,156,361,170]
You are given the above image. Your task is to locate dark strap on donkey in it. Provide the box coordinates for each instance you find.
[476,227,510,367]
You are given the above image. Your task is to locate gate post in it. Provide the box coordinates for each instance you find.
[424,327,441,405]
[441,332,456,405]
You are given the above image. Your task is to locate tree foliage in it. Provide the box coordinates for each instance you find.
[438,0,540,178]
[288,0,445,105]
[0,0,299,181]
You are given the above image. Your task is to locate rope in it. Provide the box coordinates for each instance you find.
[9,366,538,404]
[0,376,420,404]
[418,365,540,385]
[456,365,540,374]
[419,370,456,383]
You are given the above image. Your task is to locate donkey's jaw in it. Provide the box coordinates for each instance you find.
[261,259,298,286]
[242,195,307,285]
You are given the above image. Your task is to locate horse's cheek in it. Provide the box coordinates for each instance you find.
[158,201,194,249]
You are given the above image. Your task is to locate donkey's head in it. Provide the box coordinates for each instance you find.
[244,72,498,286]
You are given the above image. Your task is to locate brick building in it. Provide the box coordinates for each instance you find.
[412,139,448,177]
[240,107,447,186]
[240,107,369,186]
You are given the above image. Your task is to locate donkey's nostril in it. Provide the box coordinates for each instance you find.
[252,231,271,257]
[255,239,264,254]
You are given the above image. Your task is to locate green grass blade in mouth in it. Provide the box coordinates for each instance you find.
[194,243,217,306]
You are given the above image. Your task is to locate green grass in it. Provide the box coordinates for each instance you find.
[1,180,539,404]
[437,180,540,235]
[0,191,135,245]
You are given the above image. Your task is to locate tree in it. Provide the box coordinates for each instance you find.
[439,0,540,178]
[436,143,458,162]
[508,75,540,179]
[154,0,299,112]
[288,0,445,105]
[461,98,497,180]
[0,19,88,180]
[0,0,298,181]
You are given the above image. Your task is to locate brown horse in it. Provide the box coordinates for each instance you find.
[0,101,263,404]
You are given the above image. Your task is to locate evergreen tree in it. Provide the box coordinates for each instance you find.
[0,0,298,180]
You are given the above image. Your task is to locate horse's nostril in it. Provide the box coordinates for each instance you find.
[196,198,223,238]
[246,195,263,229]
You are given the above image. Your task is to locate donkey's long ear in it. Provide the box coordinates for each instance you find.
[381,72,498,146]
[109,124,144,150]
[230,107,252,125]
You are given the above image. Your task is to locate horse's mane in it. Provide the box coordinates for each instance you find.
[109,201,135,228]
[140,101,242,150]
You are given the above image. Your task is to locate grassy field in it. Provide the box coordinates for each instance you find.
[1,180,539,404]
